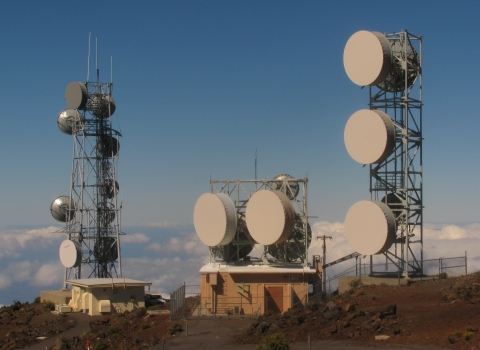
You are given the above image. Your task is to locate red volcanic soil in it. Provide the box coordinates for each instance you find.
[2,272,480,349]
[233,272,480,349]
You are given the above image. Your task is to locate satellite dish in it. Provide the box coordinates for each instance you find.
[57,109,84,135]
[345,200,396,256]
[270,174,299,200]
[212,215,255,261]
[344,31,392,86]
[344,109,396,164]
[245,190,295,246]
[65,82,89,109]
[97,136,120,157]
[267,214,311,262]
[89,94,116,118]
[377,39,419,92]
[50,196,76,222]
[59,239,82,268]
[194,193,237,246]
[94,237,118,263]
[100,179,119,199]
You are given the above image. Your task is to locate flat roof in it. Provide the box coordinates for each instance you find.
[66,278,151,288]
[199,263,317,274]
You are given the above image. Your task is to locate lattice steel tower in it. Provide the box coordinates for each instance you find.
[51,61,123,285]
[194,174,311,267]
[343,30,423,277]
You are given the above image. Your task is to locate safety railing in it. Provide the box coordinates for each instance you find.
[169,253,469,319]
[322,252,469,296]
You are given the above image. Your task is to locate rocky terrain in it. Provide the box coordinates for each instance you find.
[1,272,480,349]
[234,272,480,349]
[0,300,75,349]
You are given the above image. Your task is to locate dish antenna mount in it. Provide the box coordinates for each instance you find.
[343,30,423,278]
[193,174,311,266]
[51,37,123,286]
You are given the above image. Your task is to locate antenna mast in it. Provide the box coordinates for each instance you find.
[343,29,423,277]
[316,235,332,297]
[254,148,258,189]
[51,36,123,285]
[96,38,99,84]
[87,33,91,82]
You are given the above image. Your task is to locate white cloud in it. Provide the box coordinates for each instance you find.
[423,223,480,240]
[145,242,162,252]
[307,221,480,266]
[0,273,12,289]
[4,261,35,282]
[0,260,63,290]
[309,221,351,263]
[134,222,190,228]
[122,232,150,243]
[0,226,64,260]
[124,221,480,297]
[0,250,20,260]
[32,262,64,287]
[0,221,479,305]
[305,221,480,288]
[145,234,208,257]
[122,256,207,296]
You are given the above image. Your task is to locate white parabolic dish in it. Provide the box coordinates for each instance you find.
[50,196,75,222]
[57,109,84,135]
[246,190,295,246]
[344,30,392,86]
[345,200,396,256]
[59,239,82,268]
[344,109,395,165]
[194,193,237,246]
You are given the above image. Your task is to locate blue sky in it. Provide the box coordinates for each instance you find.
[0,1,479,305]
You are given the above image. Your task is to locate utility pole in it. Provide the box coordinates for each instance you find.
[316,235,332,297]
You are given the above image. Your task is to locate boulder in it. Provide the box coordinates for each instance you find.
[256,322,269,334]
[323,309,339,320]
[326,301,338,310]
[379,304,396,318]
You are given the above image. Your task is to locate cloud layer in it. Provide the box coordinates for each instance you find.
[0,221,479,305]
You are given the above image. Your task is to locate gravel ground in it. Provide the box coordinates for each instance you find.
[4,272,480,350]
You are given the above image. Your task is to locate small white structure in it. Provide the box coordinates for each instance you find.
[67,278,151,316]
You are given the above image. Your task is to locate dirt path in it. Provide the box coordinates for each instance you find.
[25,313,103,350]
[149,317,448,350]
[20,312,450,350]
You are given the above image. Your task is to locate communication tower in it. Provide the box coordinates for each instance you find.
[193,174,311,266]
[194,175,321,315]
[343,30,423,277]
[51,45,122,285]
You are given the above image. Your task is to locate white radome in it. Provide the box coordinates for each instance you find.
[245,190,295,246]
[345,200,396,256]
[194,193,237,246]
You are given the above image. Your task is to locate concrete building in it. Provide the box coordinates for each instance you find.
[199,262,322,315]
[40,289,72,306]
[65,278,151,316]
